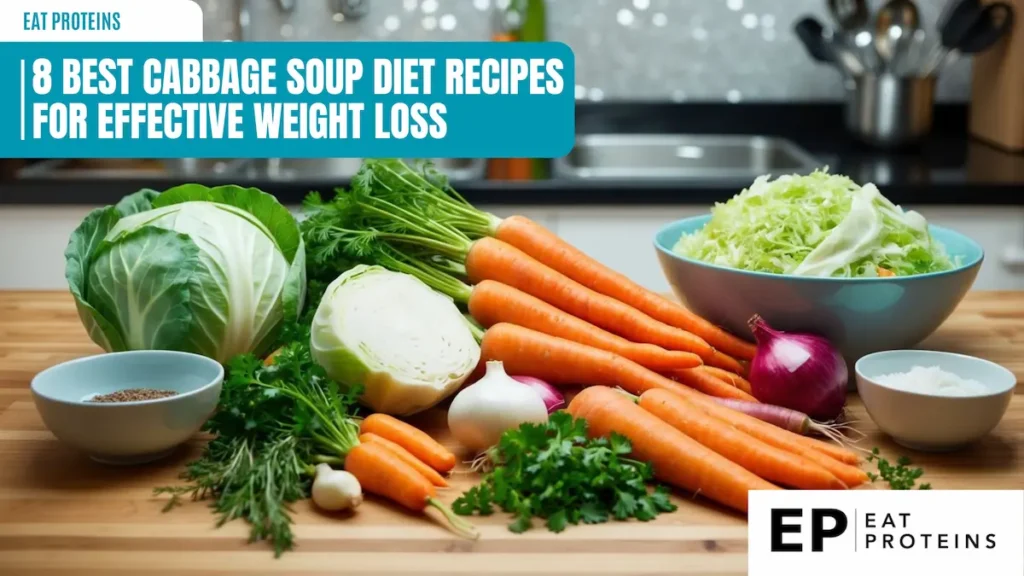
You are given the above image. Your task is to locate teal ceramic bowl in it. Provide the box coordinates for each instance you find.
[654,215,984,367]
[30,350,223,465]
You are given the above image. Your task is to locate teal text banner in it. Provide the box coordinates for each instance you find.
[0,41,576,158]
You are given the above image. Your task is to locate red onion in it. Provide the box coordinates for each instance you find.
[511,375,565,414]
[747,315,847,421]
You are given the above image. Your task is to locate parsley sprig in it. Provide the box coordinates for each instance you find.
[451,412,677,533]
[865,447,931,490]
[154,341,363,557]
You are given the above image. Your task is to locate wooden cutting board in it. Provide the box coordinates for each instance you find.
[0,291,1021,576]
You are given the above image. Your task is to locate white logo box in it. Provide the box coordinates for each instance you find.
[749,490,1024,576]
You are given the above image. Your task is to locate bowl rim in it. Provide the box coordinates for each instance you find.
[653,214,985,282]
[854,349,1017,399]
[30,350,225,408]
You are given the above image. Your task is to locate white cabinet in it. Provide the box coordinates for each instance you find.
[0,206,95,290]
[551,206,707,293]
[908,206,1024,291]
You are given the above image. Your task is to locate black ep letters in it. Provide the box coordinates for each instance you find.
[770,508,848,552]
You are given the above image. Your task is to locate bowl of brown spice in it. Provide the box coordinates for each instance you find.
[30,350,224,465]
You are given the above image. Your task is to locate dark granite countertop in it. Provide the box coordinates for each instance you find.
[2,103,1022,206]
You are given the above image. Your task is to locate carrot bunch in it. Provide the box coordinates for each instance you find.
[303,163,756,394]
[349,414,477,539]
[300,159,869,516]
[480,323,869,514]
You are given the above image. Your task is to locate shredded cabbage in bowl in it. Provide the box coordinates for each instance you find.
[672,170,958,278]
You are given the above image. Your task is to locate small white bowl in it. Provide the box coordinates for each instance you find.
[855,350,1016,452]
[30,350,223,465]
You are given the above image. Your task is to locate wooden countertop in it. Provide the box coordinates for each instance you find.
[0,291,1021,576]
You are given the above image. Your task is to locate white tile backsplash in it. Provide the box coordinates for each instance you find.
[195,0,970,103]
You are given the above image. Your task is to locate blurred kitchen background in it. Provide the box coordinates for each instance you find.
[204,0,972,101]
[1,0,1023,292]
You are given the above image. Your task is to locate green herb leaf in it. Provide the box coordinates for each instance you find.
[546,509,568,533]
[866,447,929,490]
[452,412,676,534]
[156,336,363,557]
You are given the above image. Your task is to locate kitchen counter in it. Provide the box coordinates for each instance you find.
[0,291,1021,575]
[3,104,1023,207]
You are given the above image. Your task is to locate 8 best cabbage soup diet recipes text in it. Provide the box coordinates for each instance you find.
[26,56,567,141]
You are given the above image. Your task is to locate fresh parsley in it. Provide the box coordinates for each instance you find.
[451,412,677,533]
[154,341,363,557]
[865,447,931,490]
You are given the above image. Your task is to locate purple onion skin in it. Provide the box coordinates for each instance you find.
[747,315,848,421]
[511,375,566,414]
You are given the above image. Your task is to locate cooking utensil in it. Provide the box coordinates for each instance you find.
[828,0,870,33]
[874,0,921,71]
[832,34,868,76]
[793,17,866,76]
[923,0,1015,76]
[956,3,1014,52]
[897,28,929,76]
[794,17,834,64]
[844,72,936,148]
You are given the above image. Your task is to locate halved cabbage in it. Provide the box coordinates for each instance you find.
[310,265,480,416]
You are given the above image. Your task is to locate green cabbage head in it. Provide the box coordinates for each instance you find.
[65,184,306,364]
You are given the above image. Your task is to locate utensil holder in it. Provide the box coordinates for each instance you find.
[969,0,1024,152]
[844,73,936,149]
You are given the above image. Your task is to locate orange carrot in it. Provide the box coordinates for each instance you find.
[494,215,758,360]
[481,323,747,401]
[263,347,283,367]
[465,237,717,362]
[344,442,477,538]
[685,395,869,487]
[360,414,457,474]
[468,280,703,371]
[669,366,758,402]
[568,386,779,513]
[707,350,748,376]
[359,433,448,488]
[637,389,846,490]
[480,323,867,487]
[701,366,754,395]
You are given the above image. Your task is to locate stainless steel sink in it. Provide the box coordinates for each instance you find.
[552,134,821,180]
[244,158,485,182]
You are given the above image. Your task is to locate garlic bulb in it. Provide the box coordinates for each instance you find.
[447,360,549,453]
[311,464,363,512]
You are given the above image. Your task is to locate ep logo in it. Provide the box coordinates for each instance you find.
[770,508,848,552]
[749,490,1024,576]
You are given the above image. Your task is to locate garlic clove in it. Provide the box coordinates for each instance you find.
[311,464,363,512]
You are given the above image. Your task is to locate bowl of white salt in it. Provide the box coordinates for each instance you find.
[855,350,1016,452]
